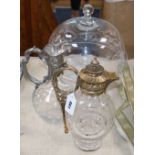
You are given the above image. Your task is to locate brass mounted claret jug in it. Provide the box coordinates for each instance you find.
[53,57,119,150]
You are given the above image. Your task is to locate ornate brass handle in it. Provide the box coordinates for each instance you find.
[52,63,78,133]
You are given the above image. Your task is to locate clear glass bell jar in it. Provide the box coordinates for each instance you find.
[44,4,127,75]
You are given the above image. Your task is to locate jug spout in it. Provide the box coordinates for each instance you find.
[104,72,119,90]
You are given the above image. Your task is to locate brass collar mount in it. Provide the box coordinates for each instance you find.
[78,57,119,96]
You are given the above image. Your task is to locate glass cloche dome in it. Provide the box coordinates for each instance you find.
[44,4,127,74]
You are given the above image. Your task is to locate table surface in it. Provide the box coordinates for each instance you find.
[20,57,134,155]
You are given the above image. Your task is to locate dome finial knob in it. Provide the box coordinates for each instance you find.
[83,4,94,18]
[80,4,94,26]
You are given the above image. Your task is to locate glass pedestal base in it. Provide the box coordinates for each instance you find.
[74,138,102,151]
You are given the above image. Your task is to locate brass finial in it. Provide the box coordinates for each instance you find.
[91,57,100,65]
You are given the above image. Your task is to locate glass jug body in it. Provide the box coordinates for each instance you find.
[67,89,115,151]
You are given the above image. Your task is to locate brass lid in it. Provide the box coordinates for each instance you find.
[78,57,118,95]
